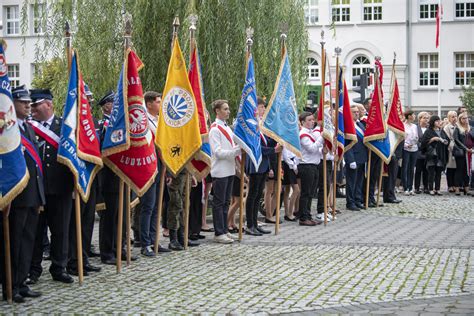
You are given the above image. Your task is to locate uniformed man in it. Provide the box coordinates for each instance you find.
[27,89,74,284]
[0,86,45,303]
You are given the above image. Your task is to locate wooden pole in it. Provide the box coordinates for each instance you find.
[2,204,12,304]
[376,162,384,207]
[116,180,124,273]
[333,48,341,220]
[238,153,246,241]
[125,184,131,265]
[274,152,282,234]
[65,21,72,72]
[365,149,372,209]
[154,166,166,255]
[320,32,328,225]
[183,172,191,250]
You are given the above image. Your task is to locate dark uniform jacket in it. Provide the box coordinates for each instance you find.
[344,121,368,165]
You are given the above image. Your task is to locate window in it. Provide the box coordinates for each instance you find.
[419,1,438,19]
[5,6,20,35]
[307,57,319,79]
[352,56,371,87]
[419,54,438,87]
[7,64,20,88]
[455,1,474,18]
[304,0,319,24]
[455,53,474,86]
[31,3,46,34]
[332,0,350,22]
[363,0,382,21]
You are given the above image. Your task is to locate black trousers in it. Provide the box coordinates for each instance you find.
[316,161,333,213]
[246,173,267,229]
[211,176,233,236]
[367,153,381,204]
[298,164,318,221]
[427,166,443,191]
[189,182,203,235]
[414,158,428,191]
[446,168,456,188]
[383,158,399,202]
[99,191,127,261]
[0,207,38,296]
[345,163,365,207]
[68,181,97,269]
[30,193,72,278]
[455,157,470,187]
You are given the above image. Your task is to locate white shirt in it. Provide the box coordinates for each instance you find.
[42,114,55,129]
[299,126,324,165]
[404,122,419,152]
[282,147,299,171]
[209,118,240,178]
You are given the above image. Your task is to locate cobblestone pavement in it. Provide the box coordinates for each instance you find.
[0,191,473,314]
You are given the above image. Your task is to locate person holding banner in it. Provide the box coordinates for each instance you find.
[0,86,45,302]
[209,100,241,244]
[27,89,74,284]
[297,112,324,226]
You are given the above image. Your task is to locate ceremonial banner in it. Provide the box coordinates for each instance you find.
[386,71,405,158]
[102,48,157,196]
[0,44,28,209]
[58,51,102,201]
[234,53,262,169]
[364,61,390,163]
[317,50,335,150]
[342,79,357,153]
[261,44,301,158]
[157,37,202,176]
[187,42,211,180]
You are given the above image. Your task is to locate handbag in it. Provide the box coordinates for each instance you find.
[452,145,464,158]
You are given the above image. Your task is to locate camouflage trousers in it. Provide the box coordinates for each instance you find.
[167,171,186,230]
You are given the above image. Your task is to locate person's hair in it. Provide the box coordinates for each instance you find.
[457,106,467,115]
[351,105,359,110]
[428,115,441,129]
[417,111,429,121]
[447,110,457,120]
[144,91,161,105]
[404,110,414,120]
[212,99,228,114]
[257,96,266,107]
[458,112,469,125]
[299,111,313,124]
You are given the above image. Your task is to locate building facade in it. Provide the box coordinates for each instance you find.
[305,0,474,113]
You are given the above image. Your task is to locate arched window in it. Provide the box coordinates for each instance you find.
[307,57,319,79]
[352,55,371,87]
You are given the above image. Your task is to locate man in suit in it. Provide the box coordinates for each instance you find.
[344,106,368,211]
[26,89,74,284]
[0,86,45,303]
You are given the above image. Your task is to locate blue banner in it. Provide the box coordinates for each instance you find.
[336,66,345,157]
[0,44,28,209]
[233,54,262,169]
[368,136,391,163]
[58,52,102,201]
[261,48,301,157]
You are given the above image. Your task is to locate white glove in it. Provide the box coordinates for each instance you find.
[349,162,357,169]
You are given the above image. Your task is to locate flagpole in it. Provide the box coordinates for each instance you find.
[65,20,84,284]
[365,149,372,209]
[333,47,341,220]
[239,27,254,241]
[320,31,328,225]
[274,28,288,235]
[2,204,12,304]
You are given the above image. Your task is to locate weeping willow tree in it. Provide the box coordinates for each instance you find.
[28,0,308,117]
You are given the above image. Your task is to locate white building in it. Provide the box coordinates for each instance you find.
[1,0,45,89]
[305,0,474,113]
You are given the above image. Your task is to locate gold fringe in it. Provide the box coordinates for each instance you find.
[0,171,29,210]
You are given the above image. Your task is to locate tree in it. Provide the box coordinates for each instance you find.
[459,83,474,114]
[27,0,308,118]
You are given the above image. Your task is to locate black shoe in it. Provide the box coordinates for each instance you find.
[67,267,89,276]
[169,240,184,251]
[245,227,263,236]
[186,239,200,247]
[385,199,402,204]
[84,264,101,272]
[121,253,138,261]
[157,245,172,253]
[347,205,360,211]
[355,203,365,209]
[11,293,26,303]
[256,226,271,234]
[20,289,42,298]
[368,202,377,208]
[284,215,297,222]
[141,246,156,257]
[52,272,74,284]
[25,276,38,285]
[264,218,276,224]
[88,249,100,258]
[101,258,116,265]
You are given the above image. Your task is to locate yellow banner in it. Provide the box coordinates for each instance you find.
[156,37,202,176]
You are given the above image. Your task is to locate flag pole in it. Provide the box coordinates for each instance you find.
[365,149,372,209]
[124,16,132,266]
[2,204,13,304]
[333,47,341,220]
[65,20,84,284]
[320,31,328,225]
[274,27,288,235]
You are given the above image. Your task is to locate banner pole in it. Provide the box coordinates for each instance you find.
[333,48,341,220]
[238,153,246,241]
[116,180,124,273]
[125,184,131,265]
[365,149,372,209]
[320,31,328,226]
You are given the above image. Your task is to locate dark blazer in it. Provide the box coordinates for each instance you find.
[12,123,46,208]
[36,115,74,195]
[245,135,276,175]
[453,126,469,155]
[420,128,449,167]
[417,124,427,159]
[344,121,368,165]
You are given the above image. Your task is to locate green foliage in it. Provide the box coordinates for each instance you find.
[31,58,68,113]
[28,0,308,118]
[459,83,474,115]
